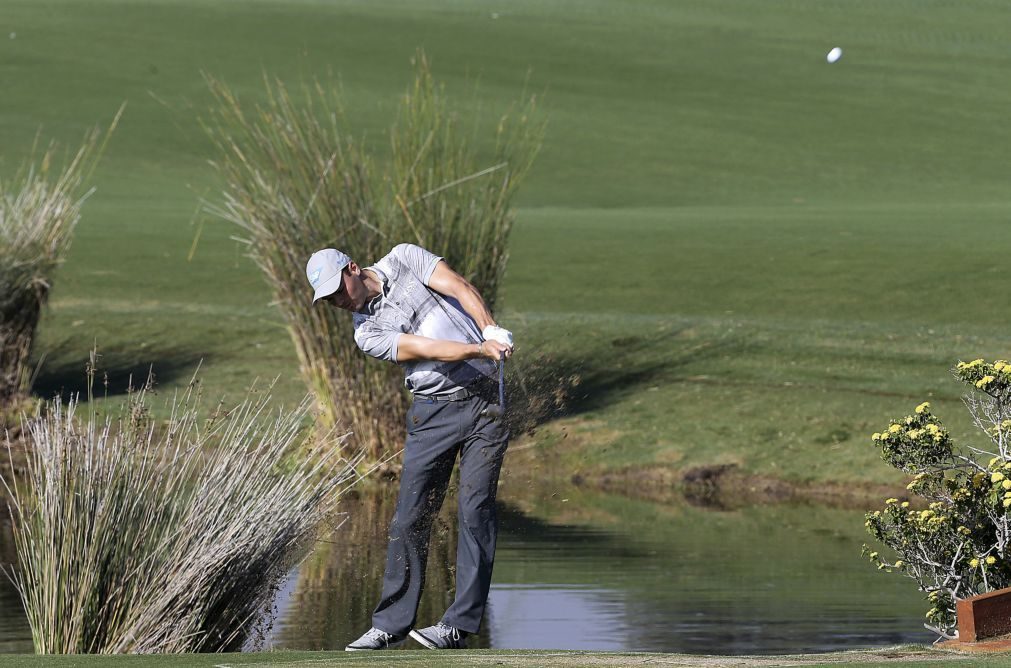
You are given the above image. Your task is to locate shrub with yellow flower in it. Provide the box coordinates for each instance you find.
[865,359,1011,640]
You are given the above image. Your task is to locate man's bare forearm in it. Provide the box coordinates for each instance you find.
[396,334,485,363]
[453,280,495,331]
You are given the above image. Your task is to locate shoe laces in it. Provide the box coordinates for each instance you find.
[367,627,395,643]
[436,623,461,641]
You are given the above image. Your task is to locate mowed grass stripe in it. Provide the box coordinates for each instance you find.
[4,0,1011,207]
[507,203,1011,326]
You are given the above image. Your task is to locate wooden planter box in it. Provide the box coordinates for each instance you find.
[941,586,1011,651]
[957,586,1011,642]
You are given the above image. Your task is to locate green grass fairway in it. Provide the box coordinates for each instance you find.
[0,647,1004,668]
[4,0,1011,489]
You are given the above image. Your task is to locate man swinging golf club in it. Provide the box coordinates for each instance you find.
[306,243,513,651]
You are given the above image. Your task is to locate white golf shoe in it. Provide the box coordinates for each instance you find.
[344,626,405,651]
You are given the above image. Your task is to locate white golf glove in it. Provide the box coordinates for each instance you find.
[482,324,514,348]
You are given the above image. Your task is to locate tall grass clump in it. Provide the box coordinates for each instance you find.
[389,53,542,312]
[0,114,121,416]
[206,53,543,462]
[2,372,359,653]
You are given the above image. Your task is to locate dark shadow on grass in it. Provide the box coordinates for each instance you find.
[30,345,208,401]
[505,324,743,434]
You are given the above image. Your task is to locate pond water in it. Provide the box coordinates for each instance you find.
[0,482,931,655]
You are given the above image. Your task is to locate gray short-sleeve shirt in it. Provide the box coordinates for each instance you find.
[352,243,495,397]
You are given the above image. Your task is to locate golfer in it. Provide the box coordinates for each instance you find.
[305,243,513,651]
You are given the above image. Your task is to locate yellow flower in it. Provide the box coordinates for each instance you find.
[970,558,980,568]
[977,375,996,388]
[905,416,914,425]
[993,472,1005,483]
[888,424,901,434]
[987,556,997,565]
[906,480,918,490]
[871,432,881,441]
[1002,479,1011,490]
[886,498,898,504]
[1004,462,1011,471]
[894,560,905,568]
[1003,498,1011,508]
[959,526,971,535]
[907,429,921,439]
[916,402,931,414]
[926,424,940,434]
[996,362,1007,372]
[901,501,910,508]
[919,509,934,520]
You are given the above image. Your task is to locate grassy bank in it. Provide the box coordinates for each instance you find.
[0,647,1006,668]
[2,1,1011,491]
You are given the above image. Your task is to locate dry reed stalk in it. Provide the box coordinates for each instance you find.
[0,111,122,415]
[205,53,543,463]
[2,373,359,654]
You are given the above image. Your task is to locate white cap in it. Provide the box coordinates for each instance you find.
[306,248,351,303]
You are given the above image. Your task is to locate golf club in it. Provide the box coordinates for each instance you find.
[482,353,506,419]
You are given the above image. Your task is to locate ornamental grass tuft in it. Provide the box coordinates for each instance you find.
[2,369,359,653]
[204,52,542,462]
[865,358,1011,639]
[0,112,121,417]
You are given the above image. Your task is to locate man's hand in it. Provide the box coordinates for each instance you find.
[482,325,514,349]
[479,339,513,361]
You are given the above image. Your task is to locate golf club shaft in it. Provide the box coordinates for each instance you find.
[498,354,506,411]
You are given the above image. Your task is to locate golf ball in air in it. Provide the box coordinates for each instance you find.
[826,47,842,63]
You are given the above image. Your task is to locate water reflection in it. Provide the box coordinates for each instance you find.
[263,489,491,650]
[489,586,630,650]
[0,517,31,654]
[1,484,932,655]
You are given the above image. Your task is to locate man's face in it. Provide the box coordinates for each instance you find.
[323,263,365,311]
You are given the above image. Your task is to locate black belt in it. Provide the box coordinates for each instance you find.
[414,387,472,402]
[414,377,497,403]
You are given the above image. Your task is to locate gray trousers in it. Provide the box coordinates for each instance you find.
[372,394,508,636]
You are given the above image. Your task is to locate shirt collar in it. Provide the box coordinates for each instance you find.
[359,265,389,316]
